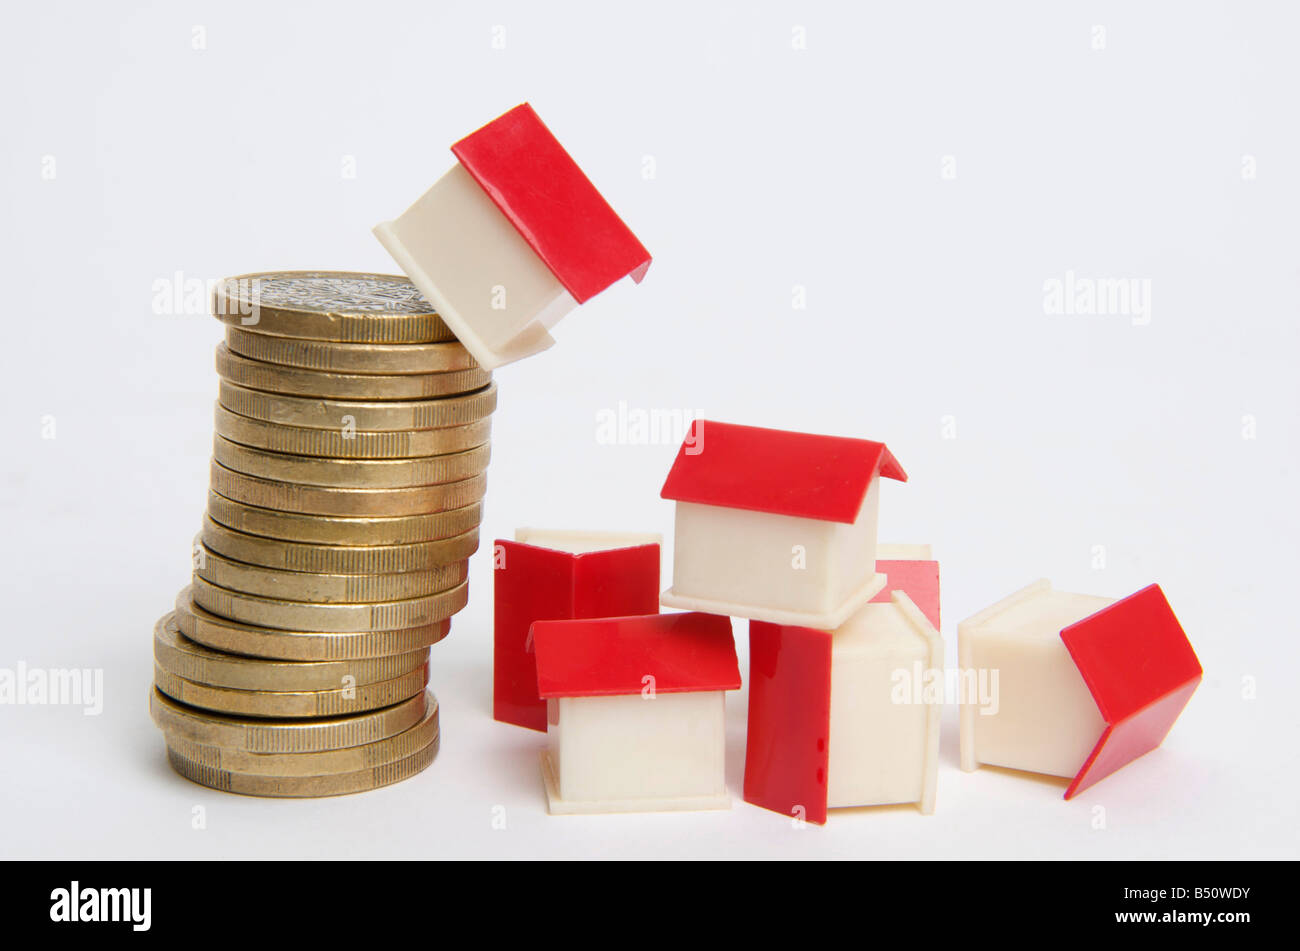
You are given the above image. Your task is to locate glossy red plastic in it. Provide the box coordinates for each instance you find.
[659,420,906,524]
[743,621,833,825]
[1060,584,1202,799]
[451,103,652,304]
[873,557,941,629]
[532,612,740,699]
[493,540,659,731]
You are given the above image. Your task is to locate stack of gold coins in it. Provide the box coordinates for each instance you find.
[149,271,493,797]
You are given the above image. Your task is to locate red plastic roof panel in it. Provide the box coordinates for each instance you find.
[451,103,652,304]
[533,612,740,699]
[1059,584,1202,799]
[743,621,833,825]
[659,420,907,524]
[493,540,660,732]
[494,541,577,733]
[873,558,941,630]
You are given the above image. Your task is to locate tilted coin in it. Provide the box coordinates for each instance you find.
[211,436,491,488]
[213,404,492,459]
[173,588,450,661]
[154,662,428,718]
[206,491,483,546]
[218,379,497,432]
[215,344,491,400]
[161,700,438,776]
[164,729,439,797]
[226,327,477,375]
[153,613,428,691]
[211,271,455,344]
[190,575,469,633]
[149,687,429,752]
[209,462,488,517]
[193,542,468,603]
[199,516,479,574]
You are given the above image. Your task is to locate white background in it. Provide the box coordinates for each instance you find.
[1,0,1297,859]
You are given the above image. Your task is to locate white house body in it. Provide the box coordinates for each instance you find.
[375,164,574,370]
[659,421,907,629]
[531,612,741,816]
[958,580,1112,778]
[827,593,943,813]
[665,483,885,629]
[543,691,728,815]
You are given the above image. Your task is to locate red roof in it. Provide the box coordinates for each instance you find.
[493,539,660,733]
[1059,584,1202,799]
[532,612,740,698]
[660,420,907,524]
[451,103,652,305]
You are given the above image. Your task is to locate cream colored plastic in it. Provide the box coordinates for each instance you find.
[514,528,662,556]
[660,481,886,627]
[541,691,730,814]
[958,579,1113,779]
[876,543,933,560]
[374,164,577,371]
[826,591,943,814]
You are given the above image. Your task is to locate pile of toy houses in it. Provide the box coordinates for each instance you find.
[389,104,1202,822]
[493,430,1203,822]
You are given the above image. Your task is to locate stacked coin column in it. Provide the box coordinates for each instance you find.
[150,272,493,797]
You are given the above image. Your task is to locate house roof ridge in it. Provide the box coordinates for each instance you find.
[659,419,906,524]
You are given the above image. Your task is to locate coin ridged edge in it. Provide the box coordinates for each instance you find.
[199,517,480,574]
[211,437,492,488]
[218,379,498,432]
[173,589,451,661]
[148,687,429,753]
[212,271,455,344]
[164,730,439,796]
[215,344,491,399]
[154,663,429,718]
[193,543,468,603]
[225,327,478,374]
[213,405,492,459]
[161,703,438,775]
[208,462,489,516]
[154,614,428,691]
[189,575,470,632]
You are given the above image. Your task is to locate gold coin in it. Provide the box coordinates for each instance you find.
[215,344,491,400]
[219,379,497,432]
[199,516,479,574]
[211,271,456,344]
[161,700,438,775]
[173,588,450,661]
[193,542,468,603]
[213,404,492,459]
[206,491,483,545]
[212,436,491,488]
[149,686,429,753]
[164,728,439,797]
[153,613,428,691]
[226,327,477,374]
[154,662,428,718]
[190,575,469,632]
[209,462,488,517]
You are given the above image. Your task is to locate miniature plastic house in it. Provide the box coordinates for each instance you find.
[531,612,741,815]
[660,420,908,628]
[744,591,942,824]
[374,103,652,370]
[958,580,1201,798]
[493,529,660,732]
[873,543,941,629]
